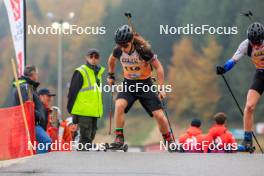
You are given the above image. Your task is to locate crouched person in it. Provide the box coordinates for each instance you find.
[179,119,210,153]
[206,112,237,153]
[11,65,52,154]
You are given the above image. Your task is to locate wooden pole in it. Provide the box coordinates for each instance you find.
[11,59,33,156]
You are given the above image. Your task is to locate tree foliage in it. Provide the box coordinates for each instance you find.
[1,0,264,124]
[167,37,221,120]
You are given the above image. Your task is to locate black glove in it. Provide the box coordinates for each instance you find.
[108,73,115,80]
[216,66,226,75]
[72,115,79,124]
[107,73,115,85]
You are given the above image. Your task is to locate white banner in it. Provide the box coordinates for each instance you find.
[4,0,25,76]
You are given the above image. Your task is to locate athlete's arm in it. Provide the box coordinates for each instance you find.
[107,54,117,85]
[216,40,248,75]
[108,54,116,74]
[152,58,164,87]
[108,47,122,85]
[226,39,249,69]
[232,39,249,62]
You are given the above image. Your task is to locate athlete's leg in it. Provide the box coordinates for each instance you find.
[152,109,177,152]
[243,89,261,146]
[138,91,173,141]
[111,89,136,147]
[244,89,261,131]
[114,99,128,129]
[152,109,170,134]
[110,98,128,146]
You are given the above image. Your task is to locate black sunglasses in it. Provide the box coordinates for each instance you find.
[251,39,263,46]
[119,43,130,48]
[89,54,99,59]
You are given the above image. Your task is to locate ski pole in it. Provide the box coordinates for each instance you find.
[240,11,253,22]
[240,10,264,23]
[124,11,136,33]
[108,92,113,135]
[221,75,263,153]
[161,99,176,141]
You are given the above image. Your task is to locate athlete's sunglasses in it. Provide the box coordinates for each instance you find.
[118,43,130,48]
[251,39,263,46]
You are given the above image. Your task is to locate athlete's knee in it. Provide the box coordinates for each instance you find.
[152,109,165,120]
[244,103,256,113]
[115,101,127,113]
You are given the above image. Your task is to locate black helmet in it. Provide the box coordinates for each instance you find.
[114,25,133,44]
[247,22,264,45]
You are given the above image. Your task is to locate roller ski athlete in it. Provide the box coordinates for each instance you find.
[107,24,177,152]
[216,22,264,151]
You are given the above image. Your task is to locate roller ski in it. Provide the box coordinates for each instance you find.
[105,132,128,152]
[105,142,128,152]
[165,140,181,153]
[237,140,256,153]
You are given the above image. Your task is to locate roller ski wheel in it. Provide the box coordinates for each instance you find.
[105,142,128,152]
[238,144,256,154]
[248,146,256,153]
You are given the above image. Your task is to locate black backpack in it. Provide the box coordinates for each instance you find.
[247,43,253,57]
[134,44,154,62]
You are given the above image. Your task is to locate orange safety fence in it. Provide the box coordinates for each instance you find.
[0,101,36,160]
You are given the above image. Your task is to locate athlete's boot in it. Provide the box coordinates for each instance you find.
[241,139,253,151]
[241,131,253,151]
[110,129,124,148]
[163,132,178,152]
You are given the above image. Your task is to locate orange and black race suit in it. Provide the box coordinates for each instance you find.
[112,46,162,117]
[112,46,155,80]
[232,40,264,94]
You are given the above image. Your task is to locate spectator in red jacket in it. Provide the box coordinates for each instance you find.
[47,110,78,151]
[207,112,237,153]
[57,117,78,151]
[46,106,61,144]
[179,119,209,153]
[58,117,78,143]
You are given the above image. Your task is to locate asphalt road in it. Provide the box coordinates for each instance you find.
[0,152,264,176]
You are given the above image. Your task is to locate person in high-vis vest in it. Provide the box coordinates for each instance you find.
[67,48,105,150]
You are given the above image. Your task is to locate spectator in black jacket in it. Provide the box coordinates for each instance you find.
[38,88,56,131]
[11,65,51,154]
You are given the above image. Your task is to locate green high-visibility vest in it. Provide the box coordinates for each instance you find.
[71,64,105,117]
[12,79,26,87]
[12,79,33,101]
